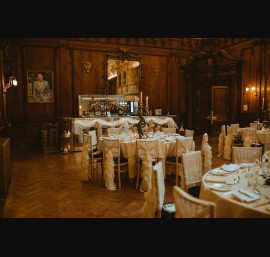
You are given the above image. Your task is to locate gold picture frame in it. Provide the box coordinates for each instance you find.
[27,70,54,103]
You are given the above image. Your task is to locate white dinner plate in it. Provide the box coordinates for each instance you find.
[208,169,227,176]
[208,183,231,192]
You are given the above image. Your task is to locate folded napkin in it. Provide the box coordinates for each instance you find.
[223,164,240,172]
[205,175,226,184]
[165,136,175,142]
[231,189,260,202]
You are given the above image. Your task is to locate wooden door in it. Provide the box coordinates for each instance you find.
[195,87,211,135]
[195,86,230,136]
[211,86,230,137]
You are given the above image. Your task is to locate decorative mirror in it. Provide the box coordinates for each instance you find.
[103,48,144,102]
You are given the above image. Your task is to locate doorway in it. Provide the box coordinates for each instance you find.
[195,86,230,136]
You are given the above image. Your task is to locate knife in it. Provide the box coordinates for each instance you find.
[253,201,270,208]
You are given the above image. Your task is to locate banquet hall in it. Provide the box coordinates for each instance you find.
[0,37,270,218]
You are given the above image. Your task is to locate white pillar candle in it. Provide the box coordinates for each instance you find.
[146,96,148,108]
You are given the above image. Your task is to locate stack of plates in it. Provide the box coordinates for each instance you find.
[208,183,231,192]
[208,169,227,176]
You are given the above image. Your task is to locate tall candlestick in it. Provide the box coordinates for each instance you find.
[262,97,265,110]
[146,96,148,108]
[140,92,142,107]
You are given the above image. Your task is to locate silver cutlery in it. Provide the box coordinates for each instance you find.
[226,176,240,185]
[253,201,270,208]
[254,188,270,199]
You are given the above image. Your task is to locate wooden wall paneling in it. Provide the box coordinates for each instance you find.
[59,47,73,117]
[23,46,56,140]
[266,43,270,109]
[141,54,168,115]
[253,44,261,115]
[72,49,105,116]
[241,47,251,115]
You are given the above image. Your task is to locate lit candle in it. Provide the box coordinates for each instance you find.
[146,96,148,108]
[262,97,265,110]
[140,92,142,107]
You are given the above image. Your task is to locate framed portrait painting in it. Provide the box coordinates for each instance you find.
[27,70,54,103]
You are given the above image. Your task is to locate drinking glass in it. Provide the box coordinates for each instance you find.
[247,169,257,187]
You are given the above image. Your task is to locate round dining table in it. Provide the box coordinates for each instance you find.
[199,164,270,218]
[97,132,193,179]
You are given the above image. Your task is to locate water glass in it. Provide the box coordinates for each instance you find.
[247,170,257,187]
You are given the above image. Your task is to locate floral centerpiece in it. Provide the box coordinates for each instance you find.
[260,150,270,185]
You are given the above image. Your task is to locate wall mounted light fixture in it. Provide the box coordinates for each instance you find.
[3,76,17,92]
[245,85,257,96]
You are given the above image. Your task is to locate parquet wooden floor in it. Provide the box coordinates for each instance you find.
[0,136,230,218]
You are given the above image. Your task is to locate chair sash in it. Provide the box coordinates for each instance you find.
[262,151,270,167]
[218,126,224,157]
[223,126,233,160]
[80,136,92,181]
[185,129,194,138]
[103,139,119,191]
[137,140,157,192]
[176,137,193,156]
[231,123,240,135]
[201,133,212,172]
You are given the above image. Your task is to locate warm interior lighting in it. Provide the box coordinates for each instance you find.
[246,87,249,91]
[251,86,255,91]
[4,76,17,92]
[12,78,17,86]
[108,74,117,80]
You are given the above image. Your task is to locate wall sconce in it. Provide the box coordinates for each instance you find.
[245,85,257,96]
[4,76,17,92]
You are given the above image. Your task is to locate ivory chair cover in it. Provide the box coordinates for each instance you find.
[107,127,122,135]
[218,125,226,157]
[142,162,165,218]
[241,128,257,146]
[80,135,92,181]
[81,133,103,181]
[231,123,239,136]
[250,122,263,129]
[232,146,262,164]
[256,131,270,152]
[173,186,216,218]
[181,151,203,196]
[88,129,97,146]
[223,125,233,160]
[201,133,212,173]
[161,127,176,134]
[136,139,158,192]
[262,150,270,163]
[103,138,121,190]
[184,129,194,138]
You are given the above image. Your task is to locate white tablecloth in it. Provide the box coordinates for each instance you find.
[98,134,187,179]
[237,128,270,145]
[200,164,270,218]
[256,130,270,144]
